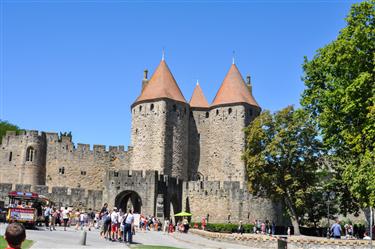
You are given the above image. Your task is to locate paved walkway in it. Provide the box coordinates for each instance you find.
[0,223,251,249]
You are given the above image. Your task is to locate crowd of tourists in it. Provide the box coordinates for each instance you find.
[38,203,189,245]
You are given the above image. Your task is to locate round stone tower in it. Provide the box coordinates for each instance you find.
[0,130,47,186]
[130,59,189,180]
[208,63,261,185]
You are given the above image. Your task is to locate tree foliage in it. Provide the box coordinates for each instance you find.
[0,120,22,143]
[243,106,323,234]
[301,0,375,207]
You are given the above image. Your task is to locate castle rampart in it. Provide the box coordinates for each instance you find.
[184,180,285,224]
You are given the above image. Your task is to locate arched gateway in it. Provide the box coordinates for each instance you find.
[105,170,183,219]
[115,190,142,213]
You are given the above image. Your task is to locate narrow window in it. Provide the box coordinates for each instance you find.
[216,109,219,116]
[81,171,86,176]
[205,112,209,118]
[59,167,65,175]
[150,104,154,111]
[139,105,142,112]
[228,108,232,115]
[9,152,12,161]
[173,104,177,112]
[114,172,119,177]
[26,147,35,162]
[249,109,253,116]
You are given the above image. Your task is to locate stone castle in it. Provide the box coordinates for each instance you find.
[0,59,284,224]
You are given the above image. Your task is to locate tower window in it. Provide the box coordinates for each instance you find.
[81,171,87,176]
[114,172,119,177]
[150,104,154,111]
[59,167,65,175]
[228,108,232,115]
[9,152,12,161]
[216,109,219,116]
[173,104,177,112]
[205,112,209,118]
[139,105,142,112]
[26,147,35,162]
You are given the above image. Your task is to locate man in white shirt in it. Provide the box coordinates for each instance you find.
[123,209,134,244]
[110,208,119,241]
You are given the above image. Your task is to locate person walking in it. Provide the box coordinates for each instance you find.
[51,207,57,231]
[110,207,119,241]
[62,207,70,231]
[331,220,342,239]
[237,221,244,235]
[44,206,52,230]
[123,209,134,244]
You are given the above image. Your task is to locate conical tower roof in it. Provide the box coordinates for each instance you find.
[189,82,209,108]
[211,64,260,107]
[134,60,186,105]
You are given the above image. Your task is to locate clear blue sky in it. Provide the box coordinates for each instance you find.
[1,0,360,147]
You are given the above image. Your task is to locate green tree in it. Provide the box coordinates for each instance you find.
[243,106,323,235]
[301,0,375,207]
[0,120,22,143]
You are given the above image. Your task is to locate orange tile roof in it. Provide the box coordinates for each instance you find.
[134,60,186,104]
[211,64,260,107]
[189,82,209,108]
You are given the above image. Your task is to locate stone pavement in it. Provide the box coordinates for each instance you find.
[0,223,251,249]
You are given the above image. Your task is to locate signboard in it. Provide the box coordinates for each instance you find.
[9,208,35,222]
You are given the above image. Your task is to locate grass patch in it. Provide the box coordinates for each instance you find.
[131,245,182,249]
[0,236,33,249]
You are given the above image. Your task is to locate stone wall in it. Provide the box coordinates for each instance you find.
[0,183,103,211]
[0,131,46,186]
[164,100,189,180]
[184,180,285,225]
[188,108,211,181]
[45,132,132,190]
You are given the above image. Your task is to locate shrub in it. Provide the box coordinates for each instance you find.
[190,222,254,233]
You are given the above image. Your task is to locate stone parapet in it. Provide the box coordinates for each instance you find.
[190,229,373,249]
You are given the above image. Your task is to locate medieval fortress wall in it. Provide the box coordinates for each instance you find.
[0,60,282,224]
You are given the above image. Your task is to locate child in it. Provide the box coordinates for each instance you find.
[4,223,26,249]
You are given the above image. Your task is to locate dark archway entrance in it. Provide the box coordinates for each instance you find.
[115,190,142,213]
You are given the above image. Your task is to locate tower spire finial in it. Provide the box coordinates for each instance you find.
[196,79,199,86]
[232,50,235,64]
[162,47,165,61]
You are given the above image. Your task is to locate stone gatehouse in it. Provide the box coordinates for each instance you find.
[0,58,284,224]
